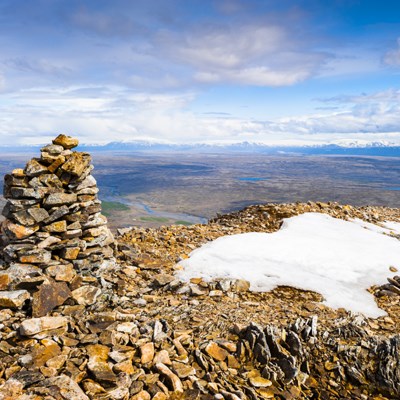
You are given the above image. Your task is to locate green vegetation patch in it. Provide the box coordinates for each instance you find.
[101,201,130,216]
[140,216,170,223]
[175,220,192,226]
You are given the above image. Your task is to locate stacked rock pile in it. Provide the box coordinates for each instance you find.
[0,134,115,316]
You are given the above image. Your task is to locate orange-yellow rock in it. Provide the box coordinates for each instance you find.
[53,134,79,149]
[2,220,39,239]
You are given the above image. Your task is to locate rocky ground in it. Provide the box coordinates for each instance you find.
[1,200,400,399]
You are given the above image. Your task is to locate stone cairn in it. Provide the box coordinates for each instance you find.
[0,134,115,317]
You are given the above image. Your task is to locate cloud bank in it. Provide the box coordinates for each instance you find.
[0,0,400,145]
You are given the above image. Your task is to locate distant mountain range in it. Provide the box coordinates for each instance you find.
[0,139,399,156]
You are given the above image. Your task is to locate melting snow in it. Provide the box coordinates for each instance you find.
[177,213,400,318]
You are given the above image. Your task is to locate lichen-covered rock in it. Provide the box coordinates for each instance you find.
[32,281,71,317]
[52,134,79,149]
[2,220,39,239]
[24,159,48,177]
[0,290,30,309]
[60,152,91,176]
[39,375,89,399]
[44,192,77,207]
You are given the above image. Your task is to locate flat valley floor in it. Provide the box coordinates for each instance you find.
[1,152,399,229]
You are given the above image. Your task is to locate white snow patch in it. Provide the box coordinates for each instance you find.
[177,213,400,318]
[382,221,400,235]
[351,218,400,235]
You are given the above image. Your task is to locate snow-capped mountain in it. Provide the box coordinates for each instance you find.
[329,139,397,148]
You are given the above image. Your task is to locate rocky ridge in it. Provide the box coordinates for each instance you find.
[0,137,400,399]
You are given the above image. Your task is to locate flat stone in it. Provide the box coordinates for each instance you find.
[0,290,30,309]
[12,168,25,177]
[86,344,116,382]
[2,243,35,260]
[209,290,223,297]
[35,230,50,238]
[3,198,39,213]
[50,238,86,251]
[38,173,63,188]
[9,370,44,387]
[153,273,175,287]
[32,281,71,317]
[37,235,62,249]
[75,175,97,190]
[60,152,91,176]
[4,174,29,187]
[249,376,272,388]
[27,207,50,223]
[76,187,99,198]
[84,225,109,238]
[232,279,251,292]
[1,263,42,284]
[60,246,80,260]
[9,187,48,199]
[43,220,67,233]
[2,220,39,239]
[140,342,155,364]
[46,354,67,370]
[71,285,101,305]
[44,205,70,223]
[20,316,68,336]
[81,214,107,229]
[24,159,48,177]
[44,193,77,207]
[31,338,61,368]
[190,284,207,296]
[41,144,64,154]
[53,134,79,149]
[63,228,82,239]
[18,248,51,264]
[46,263,76,281]
[172,361,196,378]
[41,151,61,164]
[205,341,229,361]
[41,375,89,400]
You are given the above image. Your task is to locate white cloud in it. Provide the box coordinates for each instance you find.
[156,23,329,87]
[1,85,400,146]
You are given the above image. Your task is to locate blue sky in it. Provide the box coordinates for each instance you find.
[1,0,400,145]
